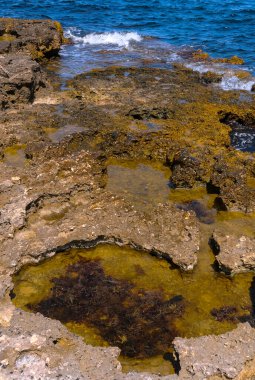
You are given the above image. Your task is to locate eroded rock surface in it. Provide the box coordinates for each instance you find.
[0,18,66,59]
[174,323,255,379]
[0,306,165,380]
[211,230,255,274]
[0,23,255,378]
[0,54,46,109]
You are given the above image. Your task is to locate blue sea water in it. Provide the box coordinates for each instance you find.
[1,0,255,84]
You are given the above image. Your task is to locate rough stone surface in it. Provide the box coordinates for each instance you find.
[0,31,255,379]
[0,306,175,380]
[173,323,255,379]
[0,53,46,109]
[0,18,66,59]
[212,230,255,274]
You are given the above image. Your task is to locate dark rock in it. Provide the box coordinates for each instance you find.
[170,150,206,188]
[127,107,174,120]
[0,54,47,109]
[0,18,67,60]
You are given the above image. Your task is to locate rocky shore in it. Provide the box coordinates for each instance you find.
[0,18,255,380]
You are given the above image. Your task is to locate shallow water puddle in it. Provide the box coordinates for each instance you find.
[106,160,171,208]
[44,124,85,143]
[12,240,255,375]
[3,145,26,167]
[106,160,217,221]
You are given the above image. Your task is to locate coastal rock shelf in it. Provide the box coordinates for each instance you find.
[0,17,255,380]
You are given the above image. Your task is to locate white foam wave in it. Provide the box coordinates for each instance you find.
[185,63,224,74]
[220,75,254,91]
[186,63,255,91]
[65,30,143,48]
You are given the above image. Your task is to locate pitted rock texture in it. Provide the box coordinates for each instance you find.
[0,18,66,59]
[0,35,255,379]
[212,230,255,274]
[0,54,46,109]
[0,305,175,380]
[173,323,255,379]
[0,148,199,276]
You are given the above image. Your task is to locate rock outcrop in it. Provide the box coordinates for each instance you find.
[211,230,255,274]
[0,54,46,109]
[0,18,67,59]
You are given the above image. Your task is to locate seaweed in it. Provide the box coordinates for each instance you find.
[28,258,185,358]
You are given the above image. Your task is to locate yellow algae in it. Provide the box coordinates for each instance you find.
[0,34,15,42]
[3,144,27,167]
[169,185,213,203]
[216,211,255,238]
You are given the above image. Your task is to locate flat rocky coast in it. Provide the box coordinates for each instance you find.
[0,18,255,380]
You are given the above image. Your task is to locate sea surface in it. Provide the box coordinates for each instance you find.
[1,1,255,87]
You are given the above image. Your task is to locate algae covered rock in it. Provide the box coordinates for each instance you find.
[0,18,67,60]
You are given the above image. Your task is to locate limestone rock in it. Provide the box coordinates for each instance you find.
[0,18,67,60]
[0,54,46,109]
[174,323,255,379]
[211,230,255,274]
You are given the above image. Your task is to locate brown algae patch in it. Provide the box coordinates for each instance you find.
[12,243,255,375]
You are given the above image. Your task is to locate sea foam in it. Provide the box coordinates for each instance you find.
[65,30,143,48]
[186,63,255,91]
[220,75,255,91]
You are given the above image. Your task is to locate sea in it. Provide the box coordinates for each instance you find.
[1,0,255,90]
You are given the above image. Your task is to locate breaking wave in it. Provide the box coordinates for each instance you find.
[65,29,143,48]
[186,63,255,92]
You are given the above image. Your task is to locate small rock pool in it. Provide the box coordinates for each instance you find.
[12,240,255,375]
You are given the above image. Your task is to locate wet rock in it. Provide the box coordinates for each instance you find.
[173,323,255,379]
[0,54,46,109]
[170,149,207,188]
[211,230,255,274]
[0,18,67,60]
[219,110,255,153]
[200,71,222,85]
